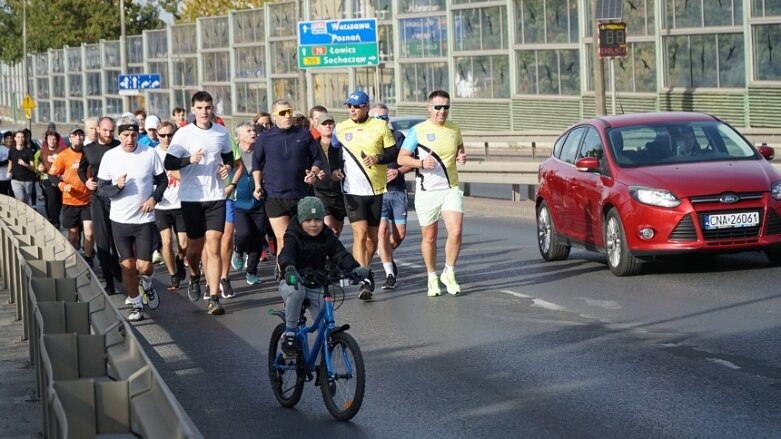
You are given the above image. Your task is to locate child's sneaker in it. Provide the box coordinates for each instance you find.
[127,306,144,322]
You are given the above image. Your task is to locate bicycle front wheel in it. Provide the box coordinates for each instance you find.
[319,331,365,421]
[268,323,304,407]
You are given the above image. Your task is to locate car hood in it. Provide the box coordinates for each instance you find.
[617,160,781,197]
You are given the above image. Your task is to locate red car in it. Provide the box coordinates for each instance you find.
[535,112,781,276]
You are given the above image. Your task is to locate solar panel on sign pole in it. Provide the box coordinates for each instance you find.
[595,0,623,20]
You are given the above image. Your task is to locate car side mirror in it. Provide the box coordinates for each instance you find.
[575,156,600,172]
[759,143,775,161]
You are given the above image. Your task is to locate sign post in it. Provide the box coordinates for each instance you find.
[598,22,627,115]
[20,94,36,120]
[297,18,379,69]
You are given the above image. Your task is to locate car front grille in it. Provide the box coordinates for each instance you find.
[689,192,764,204]
[766,209,781,235]
[698,209,762,240]
[669,214,697,241]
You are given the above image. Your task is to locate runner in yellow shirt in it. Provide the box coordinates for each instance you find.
[329,91,397,300]
[397,90,467,297]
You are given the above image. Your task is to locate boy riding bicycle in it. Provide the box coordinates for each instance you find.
[278,196,369,356]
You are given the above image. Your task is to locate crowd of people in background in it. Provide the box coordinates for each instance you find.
[0,88,467,323]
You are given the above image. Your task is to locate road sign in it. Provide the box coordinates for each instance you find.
[118,74,161,95]
[298,18,379,69]
[598,22,627,58]
[21,94,36,110]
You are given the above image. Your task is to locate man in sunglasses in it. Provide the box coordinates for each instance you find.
[330,91,397,300]
[397,90,467,297]
[251,100,324,270]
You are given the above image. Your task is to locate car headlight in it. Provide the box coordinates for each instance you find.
[629,186,681,208]
[772,181,781,200]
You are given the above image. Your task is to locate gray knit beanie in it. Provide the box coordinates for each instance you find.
[297,197,325,223]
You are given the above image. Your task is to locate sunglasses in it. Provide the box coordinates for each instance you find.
[274,109,294,117]
[433,105,450,111]
[372,115,390,121]
[347,104,366,109]
[158,133,174,138]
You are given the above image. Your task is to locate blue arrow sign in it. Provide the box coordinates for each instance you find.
[118,74,161,90]
[298,18,377,46]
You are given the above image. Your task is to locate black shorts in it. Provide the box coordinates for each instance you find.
[344,194,383,226]
[180,200,226,239]
[155,208,186,233]
[265,198,300,219]
[318,194,346,222]
[112,221,155,262]
[61,204,91,229]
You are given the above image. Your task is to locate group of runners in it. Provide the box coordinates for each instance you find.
[1,88,468,322]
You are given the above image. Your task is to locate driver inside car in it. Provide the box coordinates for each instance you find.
[675,126,702,157]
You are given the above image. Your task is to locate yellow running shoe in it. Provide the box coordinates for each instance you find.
[439,270,460,295]
[427,275,441,297]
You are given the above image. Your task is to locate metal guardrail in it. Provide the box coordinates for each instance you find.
[0,194,202,439]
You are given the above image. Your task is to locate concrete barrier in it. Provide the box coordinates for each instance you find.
[0,194,203,438]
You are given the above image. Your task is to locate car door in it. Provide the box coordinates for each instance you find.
[547,126,586,237]
[569,127,610,246]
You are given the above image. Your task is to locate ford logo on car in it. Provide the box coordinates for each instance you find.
[719,193,740,204]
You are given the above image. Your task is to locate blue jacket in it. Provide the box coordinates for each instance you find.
[252,125,323,199]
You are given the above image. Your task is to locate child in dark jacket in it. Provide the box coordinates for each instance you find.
[277,196,369,356]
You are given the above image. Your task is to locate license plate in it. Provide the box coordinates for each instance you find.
[703,211,760,230]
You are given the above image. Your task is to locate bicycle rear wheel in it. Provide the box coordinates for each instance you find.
[319,331,365,421]
[268,323,304,407]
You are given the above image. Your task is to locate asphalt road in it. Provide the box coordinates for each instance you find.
[118,207,781,438]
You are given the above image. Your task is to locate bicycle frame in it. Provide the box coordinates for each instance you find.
[273,287,352,380]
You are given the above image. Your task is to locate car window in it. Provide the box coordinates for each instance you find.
[559,127,586,164]
[553,132,568,157]
[391,118,425,131]
[578,127,604,161]
[611,121,757,167]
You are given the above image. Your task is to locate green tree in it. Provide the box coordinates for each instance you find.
[0,0,164,63]
[175,0,261,23]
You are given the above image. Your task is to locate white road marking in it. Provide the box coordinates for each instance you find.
[706,358,741,370]
[578,297,623,310]
[501,290,565,311]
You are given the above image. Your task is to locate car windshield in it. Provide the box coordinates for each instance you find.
[607,121,758,167]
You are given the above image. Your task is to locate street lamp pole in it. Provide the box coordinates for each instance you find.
[22,0,30,130]
[120,0,129,113]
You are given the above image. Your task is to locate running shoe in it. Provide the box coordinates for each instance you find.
[127,306,144,322]
[183,257,190,268]
[207,297,225,315]
[246,273,262,285]
[358,281,373,301]
[204,285,210,300]
[281,332,297,357]
[124,295,133,305]
[187,275,201,302]
[381,273,397,290]
[152,250,163,265]
[168,273,181,291]
[220,277,235,299]
[231,251,245,271]
[260,249,269,262]
[440,271,461,296]
[267,238,276,256]
[427,275,441,297]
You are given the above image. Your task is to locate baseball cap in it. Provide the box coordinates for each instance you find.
[69,126,85,135]
[317,113,335,124]
[344,91,369,106]
[145,115,161,131]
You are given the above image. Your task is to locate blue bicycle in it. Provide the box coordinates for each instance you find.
[268,269,366,421]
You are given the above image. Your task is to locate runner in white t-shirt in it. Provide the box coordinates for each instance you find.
[164,90,233,316]
[97,117,167,323]
[154,120,188,291]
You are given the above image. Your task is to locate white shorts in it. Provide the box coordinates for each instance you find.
[414,187,464,227]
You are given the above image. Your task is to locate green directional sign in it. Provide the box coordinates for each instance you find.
[298,42,379,69]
